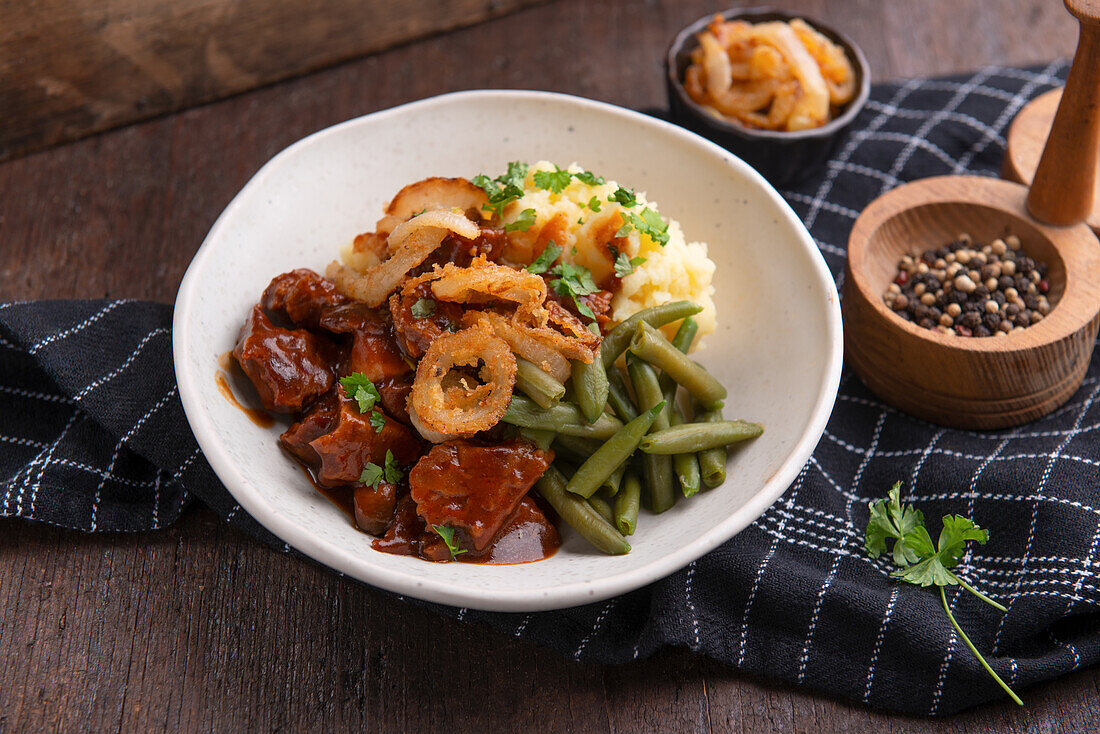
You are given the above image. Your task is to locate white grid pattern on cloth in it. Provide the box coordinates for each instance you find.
[1,61,1088,717]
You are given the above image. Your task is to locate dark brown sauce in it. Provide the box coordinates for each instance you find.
[297,464,354,519]
[215,358,275,428]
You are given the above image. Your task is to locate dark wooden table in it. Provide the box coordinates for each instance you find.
[1,1,1090,731]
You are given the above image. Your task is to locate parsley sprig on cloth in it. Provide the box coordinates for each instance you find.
[865,482,1023,706]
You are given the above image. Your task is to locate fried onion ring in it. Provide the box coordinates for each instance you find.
[408,320,516,439]
[465,310,572,383]
[328,209,479,307]
[430,256,549,326]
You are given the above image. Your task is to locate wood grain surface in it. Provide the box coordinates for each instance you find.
[0,0,548,163]
[0,1,1087,731]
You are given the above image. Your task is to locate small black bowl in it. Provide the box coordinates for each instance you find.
[666,7,870,187]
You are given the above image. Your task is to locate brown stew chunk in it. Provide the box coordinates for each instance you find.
[377,374,414,425]
[318,303,412,383]
[233,305,335,412]
[279,389,340,468]
[262,269,349,328]
[372,495,426,557]
[353,481,399,536]
[309,393,422,486]
[409,439,552,552]
[389,279,465,359]
[480,496,560,564]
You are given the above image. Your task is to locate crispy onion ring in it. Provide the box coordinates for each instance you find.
[430,256,549,326]
[376,177,489,237]
[545,300,601,353]
[328,209,479,307]
[408,320,516,439]
[465,311,571,383]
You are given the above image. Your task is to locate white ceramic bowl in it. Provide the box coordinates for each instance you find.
[173,90,842,612]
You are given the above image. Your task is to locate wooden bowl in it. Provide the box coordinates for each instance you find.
[844,176,1100,429]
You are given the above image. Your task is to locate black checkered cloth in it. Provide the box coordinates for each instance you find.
[2,62,1092,715]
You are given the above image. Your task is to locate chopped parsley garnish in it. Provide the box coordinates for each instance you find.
[548,261,599,320]
[586,196,602,212]
[577,218,585,225]
[472,160,529,216]
[369,410,386,431]
[609,186,638,208]
[504,208,537,232]
[613,252,646,277]
[411,298,436,319]
[432,525,467,559]
[359,450,402,489]
[526,241,563,274]
[574,170,605,186]
[533,165,573,194]
[339,373,381,413]
[382,449,403,484]
[865,482,1023,706]
[616,207,670,246]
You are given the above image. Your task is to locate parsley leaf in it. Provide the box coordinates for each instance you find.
[892,516,990,587]
[574,170,605,186]
[359,462,383,488]
[411,298,435,319]
[369,410,386,431]
[527,241,563,274]
[533,165,572,193]
[382,449,403,484]
[473,161,529,217]
[586,196,602,212]
[339,373,381,413]
[432,525,467,559]
[548,261,599,321]
[864,483,1022,706]
[613,252,646,278]
[865,481,925,566]
[502,160,529,188]
[616,208,670,246]
[504,208,537,233]
[609,186,638,208]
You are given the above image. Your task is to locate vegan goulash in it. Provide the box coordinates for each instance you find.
[232,161,762,563]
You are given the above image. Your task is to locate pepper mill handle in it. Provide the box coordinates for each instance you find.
[1026,0,1100,226]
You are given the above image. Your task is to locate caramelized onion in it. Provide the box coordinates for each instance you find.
[328,209,479,307]
[376,177,489,236]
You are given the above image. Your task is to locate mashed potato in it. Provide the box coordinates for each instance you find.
[500,161,717,339]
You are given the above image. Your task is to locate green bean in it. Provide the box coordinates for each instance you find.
[670,404,702,497]
[695,406,727,488]
[658,316,698,399]
[503,396,623,439]
[640,420,764,454]
[613,470,642,536]
[572,322,610,424]
[630,322,727,409]
[515,357,566,409]
[627,356,676,514]
[588,495,615,524]
[565,401,665,499]
[518,427,555,451]
[552,434,602,463]
[572,357,610,424]
[601,300,703,369]
[606,365,639,422]
[535,465,631,555]
[600,461,627,497]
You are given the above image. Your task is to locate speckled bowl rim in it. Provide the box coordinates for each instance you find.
[666,7,871,142]
[173,90,843,611]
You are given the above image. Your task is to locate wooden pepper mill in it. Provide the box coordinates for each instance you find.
[1005,0,1100,231]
